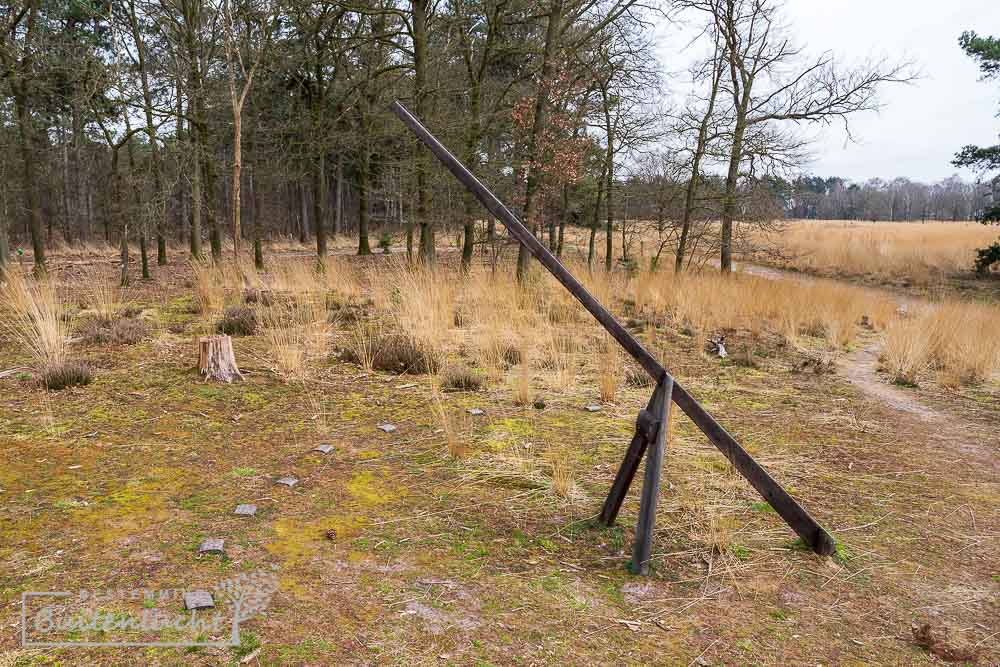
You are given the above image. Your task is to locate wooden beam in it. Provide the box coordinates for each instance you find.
[631,376,673,575]
[599,386,661,526]
[390,101,837,557]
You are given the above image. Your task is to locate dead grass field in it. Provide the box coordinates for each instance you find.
[749,219,1000,290]
[1,243,998,665]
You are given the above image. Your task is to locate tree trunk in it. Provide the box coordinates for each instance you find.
[140,231,150,280]
[557,183,568,257]
[298,183,308,243]
[71,101,89,242]
[129,0,167,266]
[603,98,614,272]
[204,135,222,262]
[232,108,243,259]
[188,97,203,259]
[198,335,244,383]
[312,148,326,261]
[334,155,343,236]
[14,89,45,274]
[413,0,434,264]
[517,0,563,281]
[251,161,263,269]
[0,193,10,280]
[358,142,373,255]
[720,119,746,274]
[589,162,606,267]
[61,122,72,244]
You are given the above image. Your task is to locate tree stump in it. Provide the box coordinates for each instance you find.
[198,335,244,383]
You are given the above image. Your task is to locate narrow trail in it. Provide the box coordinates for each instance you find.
[733,261,999,471]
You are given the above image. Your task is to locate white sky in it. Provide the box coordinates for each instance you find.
[656,0,1000,184]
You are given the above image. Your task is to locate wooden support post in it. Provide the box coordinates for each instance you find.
[391,101,837,557]
[600,386,661,526]
[631,376,673,575]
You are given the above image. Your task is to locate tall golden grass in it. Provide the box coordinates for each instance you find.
[633,269,897,350]
[758,220,998,283]
[82,267,131,320]
[203,252,998,393]
[881,301,1000,386]
[0,270,68,368]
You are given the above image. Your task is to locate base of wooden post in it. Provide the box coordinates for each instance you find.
[630,376,674,575]
[198,335,244,383]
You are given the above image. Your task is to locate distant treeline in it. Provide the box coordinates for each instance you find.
[764,175,982,222]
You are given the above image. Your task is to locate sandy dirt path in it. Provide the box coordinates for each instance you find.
[734,260,999,471]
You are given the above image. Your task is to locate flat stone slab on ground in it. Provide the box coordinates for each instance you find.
[198,538,225,554]
[184,591,215,611]
[276,476,299,487]
[313,444,335,454]
[396,383,417,390]
[467,408,485,416]
[234,504,257,517]
[584,405,602,413]
[378,423,397,433]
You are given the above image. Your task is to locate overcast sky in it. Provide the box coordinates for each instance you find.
[656,0,1000,184]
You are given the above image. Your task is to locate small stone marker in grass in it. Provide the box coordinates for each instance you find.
[276,476,299,488]
[467,408,485,416]
[585,405,602,413]
[198,538,225,555]
[184,591,215,611]
[397,383,417,390]
[378,423,397,433]
[234,504,257,517]
[313,444,335,454]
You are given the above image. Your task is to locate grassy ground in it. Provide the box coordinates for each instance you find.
[1,247,998,666]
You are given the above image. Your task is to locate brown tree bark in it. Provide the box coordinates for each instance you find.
[413,0,434,264]
[516,0,564,281]
[14,89,45,274]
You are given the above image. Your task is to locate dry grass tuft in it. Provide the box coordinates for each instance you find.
[550,455,577,500]
[82,268,130,321]
[256,297,330,382]
[0,270,68,369]
[347,321,382,372]
[431,390,470,459]
[596,341,622,403]
[440,363,484,392]
[190,260,226,315]
[512,362,532,406]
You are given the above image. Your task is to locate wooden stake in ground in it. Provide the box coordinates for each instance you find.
[198,335,244,383]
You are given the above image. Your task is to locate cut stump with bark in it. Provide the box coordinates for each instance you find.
[198,335,244,383]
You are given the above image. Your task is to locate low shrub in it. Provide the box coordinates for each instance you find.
[216,306,258,336]
[79,316,149,345]
[373,333,441,375]
[440,364,483,391]
[624,363,654,388]
[41,360,93,390]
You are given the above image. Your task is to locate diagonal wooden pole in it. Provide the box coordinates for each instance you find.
[391,100,837,558]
